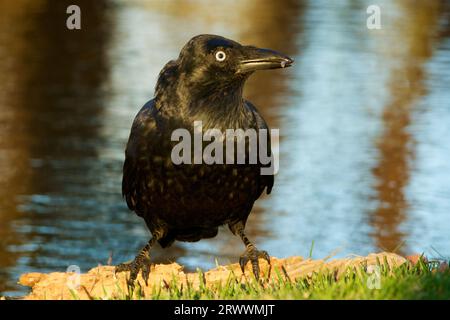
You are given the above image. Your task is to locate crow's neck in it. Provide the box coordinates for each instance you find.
[188,80,244,110]
[154,62,249,129]
[189,81,245,129]
[166,76,245,129]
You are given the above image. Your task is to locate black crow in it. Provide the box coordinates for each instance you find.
[116,35,293,285]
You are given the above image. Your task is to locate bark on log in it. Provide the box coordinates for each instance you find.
[18,252,408,300]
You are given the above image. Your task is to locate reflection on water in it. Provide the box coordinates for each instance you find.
[371,1,442,253]
[1,0,450,295]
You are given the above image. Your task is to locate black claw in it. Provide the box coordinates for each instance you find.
[142,260,151,286]
[251,259,260,280]
[239,248,271,281]
[115,262,132,274]
[261,250,271,264]
[115,255,152,287]
[127,278,135,290]
[239,256,248,274]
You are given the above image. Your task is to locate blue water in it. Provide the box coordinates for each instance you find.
[0,0,449,296]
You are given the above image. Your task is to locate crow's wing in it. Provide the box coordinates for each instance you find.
[122,99,161,216]
[124,99,275,216]
[245,100,275,195]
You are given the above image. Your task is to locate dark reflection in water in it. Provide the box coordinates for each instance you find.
[370,1,444,253]
[0,0,450,296]
[0,0,115,294]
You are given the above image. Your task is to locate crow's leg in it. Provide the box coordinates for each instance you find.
[229,221,271,281]
[115,236,157,287]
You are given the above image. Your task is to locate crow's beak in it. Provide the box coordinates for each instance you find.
[237,46,294,74]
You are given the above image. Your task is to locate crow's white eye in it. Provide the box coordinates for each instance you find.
[215,50,226,62]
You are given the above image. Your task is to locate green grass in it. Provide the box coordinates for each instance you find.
[111,258,450,300]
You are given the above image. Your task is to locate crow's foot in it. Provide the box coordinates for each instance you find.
[239,247,271,281]
[115,254,152,288]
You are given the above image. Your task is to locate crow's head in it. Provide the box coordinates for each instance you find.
[177,34,294,89]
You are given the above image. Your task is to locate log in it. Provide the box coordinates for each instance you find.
[18,252,407,300]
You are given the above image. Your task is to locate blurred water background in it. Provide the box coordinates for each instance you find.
[0,0,449,295]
